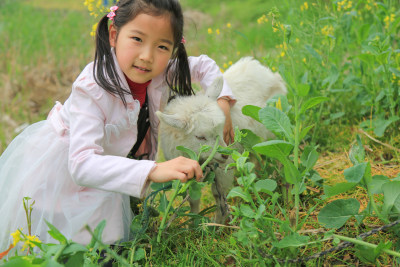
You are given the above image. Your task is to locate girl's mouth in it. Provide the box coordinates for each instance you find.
[134,65,150,72]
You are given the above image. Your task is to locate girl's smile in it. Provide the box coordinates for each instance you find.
[109,13,174,84]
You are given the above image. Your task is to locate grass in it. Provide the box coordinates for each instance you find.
[0,0,399,265]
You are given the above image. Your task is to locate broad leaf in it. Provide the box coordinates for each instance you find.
[258,106,293,140]
[255,179,277,193]
[188,182,205,200]
[176,146,198,160]
[299,96,329,115]
[253,140,293,162]
[272,233,310,248]
[382,181,400,216]
[242,105,261,122]
[344,162,367,183]
[227,187,252,202]
[318,198,361,228]
[323,182,357,198]
[45,220,68,244]
[240,204,256,218]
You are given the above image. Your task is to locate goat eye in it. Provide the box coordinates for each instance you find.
[195,135,207,141]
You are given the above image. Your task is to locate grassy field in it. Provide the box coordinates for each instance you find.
[1,0,400,265]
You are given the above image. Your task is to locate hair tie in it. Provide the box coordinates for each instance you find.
[181,36,186,44]
[107,6,119,21]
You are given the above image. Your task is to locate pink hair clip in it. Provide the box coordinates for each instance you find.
[181,36,186,44]
[107,6,119,21]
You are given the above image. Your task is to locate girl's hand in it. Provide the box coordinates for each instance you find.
[217,98,234,144]
[148,156,203,183]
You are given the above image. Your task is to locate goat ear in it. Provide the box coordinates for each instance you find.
[205,76,224,99]
[156,111,186,129]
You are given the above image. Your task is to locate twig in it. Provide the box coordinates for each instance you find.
[358,129,400,153]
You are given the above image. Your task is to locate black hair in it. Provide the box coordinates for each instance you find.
[94,0,194,107]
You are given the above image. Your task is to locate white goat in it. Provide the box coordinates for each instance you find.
[156,57,287,223]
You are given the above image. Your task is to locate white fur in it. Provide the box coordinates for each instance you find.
[156,57,287,222]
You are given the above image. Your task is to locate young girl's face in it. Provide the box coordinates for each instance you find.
[109,13,174,84]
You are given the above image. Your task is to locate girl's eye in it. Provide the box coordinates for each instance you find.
[159,45,169,51]
[195,136,207,141]
[132,37,142,42]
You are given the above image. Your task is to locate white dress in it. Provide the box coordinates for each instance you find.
[0,52,235,251]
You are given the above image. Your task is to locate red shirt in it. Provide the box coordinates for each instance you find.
[124,75,151,108]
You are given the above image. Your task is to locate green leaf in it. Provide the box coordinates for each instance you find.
[239,129,262,152]
[382,181,400,216]
[283,159,300,184]
[299,124,314,141]
[300,146,319,172]
[133,247,146,261]
[227,187,252,202]
[203,170,215,183]
[255,179,277,193]
[240,204,256,218]
[305,44,323,64]
[349,134,365,165]
[373,116,399,137]
[297,83,310,97]
[318,198,361,228]
[323,182,357,198]
[158,193,168,213]
[176,146,198,160]
[188,182,205,201]
[64,250,85,267]
[272,233,310,248]
[299,97,329,115]
[369,175,390,194]
[87,220,106,248]
[253,140,293,162]
[390,67,400,77]
[45,220,68,244]
[242,105,261,122]
[355,241,392,264]
[1,258,37,267]
[344,162,367,183]
[258,106,293,140]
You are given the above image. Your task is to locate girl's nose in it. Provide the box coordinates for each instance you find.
[139,46,153,62]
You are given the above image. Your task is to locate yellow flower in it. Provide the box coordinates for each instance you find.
[272,67,277,71]
[321,25,334,36]
[295,38,300,43]
[227,23,231,28]
[223,63,228,69]
[207,28,213,34]
[302,58,307,63]
[280,51,285,57]
[220,68,224,73]
[236,51,241,56]
[21,235,41,251]
[11,230,21,246]
[216,29,220,35]
[276,97,282,111]
[90,23,98,37]
[229,61,233,65]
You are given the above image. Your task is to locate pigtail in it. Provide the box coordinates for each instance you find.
[93,12,130,107]
[166,42,194,97]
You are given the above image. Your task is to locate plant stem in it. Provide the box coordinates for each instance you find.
[156,136,221,243]
[293,96,301,230]
[333,234,400,258]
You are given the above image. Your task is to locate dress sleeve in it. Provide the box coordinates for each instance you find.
[188,55,236,105]
[67,81,154,199]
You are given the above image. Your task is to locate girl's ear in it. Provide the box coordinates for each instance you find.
[109,24,117,47]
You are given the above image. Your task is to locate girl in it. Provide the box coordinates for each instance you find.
[0,0,235,250]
